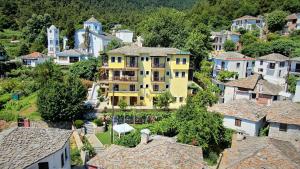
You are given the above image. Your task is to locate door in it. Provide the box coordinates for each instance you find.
[112,96,119,106]
[130,97,137,106]
[296,63,300,72]
[154,57,159,66]
[130,57,136,67]
[153,71,159,81]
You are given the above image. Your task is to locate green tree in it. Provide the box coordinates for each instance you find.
[240,31,258,46]
[69,58,99,80]
[17,43,29,56]
[241,41,272,57]
[118,99,128,111]
[35,61,63,88]
[106,39,122,51]
[223,40,235,51]
[0,43,8,61]
[287,74,298,94]
[114,131,141,147]
[217,70,238,82]
[270,38,295,56]
[154,91,176,110]
[266,10,288,32]
[66,21,75,49]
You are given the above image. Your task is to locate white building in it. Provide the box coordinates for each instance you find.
[267,100,300,142]
[74,16,120,57]
[293,80,300,102]
[55,49,90,66]
[231,15,264,31]
[223,74,286,105]
[21,52,50,67]
[208,99,267,136]
[254,53,289,85]
[211,30,240,53]
[0,127,72,169]
[47,25,60,57]
[290,57,300,75]
[116,30,134,43]
[212,52,255,79]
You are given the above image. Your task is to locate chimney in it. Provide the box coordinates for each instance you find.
[137,36,143,47]
[293,80,300,102]
[140,129,151,144]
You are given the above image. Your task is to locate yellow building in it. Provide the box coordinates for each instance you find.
[99,45,190,108]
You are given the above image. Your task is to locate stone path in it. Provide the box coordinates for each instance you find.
[86,133,105,154]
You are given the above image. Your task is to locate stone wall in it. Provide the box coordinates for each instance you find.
[269,122,300,142]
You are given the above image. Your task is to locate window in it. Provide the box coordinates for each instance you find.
[269,63,275,69]
[236,62,240,68]
[129,84,135,91]
[56,40,59,45]
[166,71,170,76]
[140,96,144,100]
[146,71,149,75]
[278,70,282,77]
[140,84,143,89]
[176,58,180,64]
[175,72,179,77]
[113,71,120,77]
[166,84,169,89]
[146,84,149,88]
[146,57,149,61]
[38,162,49,169]
[280,62,285,67]
[117,57,122,63]
[279,123,287,132]
[167,58,170,62]
[179,97,184,102]
[61,153,64,168]
[182,58,187,64]
[65,148,68,160]
[260,60,263,65]
[182,72,185,78]
[50,40,53,45]
[153,84,159,91]
[235,119,241,127]
[140,71,144,75]
[50,47,53,51]
[111,57,115,63]
[113,84,119,91]
[252,62,255,67]
[258,68,263,72]
[141,57,144,61]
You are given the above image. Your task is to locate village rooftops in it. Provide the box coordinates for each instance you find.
[266,100,300,126]
[286,13,300,20]
[233,15,260,21]
[56,49,90,57]
[220,136,300,169]
[213,52,255,61]
[21,52,49,60]
[253,79,284,95]
[87,135,206,169]
[107,45,190,56]
[225,74,261,89]
[257,53,289,62]
[0,127,72,169]
[208,99,267,122]
[290,57,300,62]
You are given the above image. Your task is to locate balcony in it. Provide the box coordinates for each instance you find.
[152,63,165,68]
[152,76,165,82]
[125,57,138,68]
[113,76,138,82]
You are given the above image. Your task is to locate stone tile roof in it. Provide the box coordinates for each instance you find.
[56,49,89,57]
[254,79,284,95]
[208,99,267,122]
[116,29,133,33]
[220,137,300,169]
[233,15,259,21]
[107,45,190,56]
[213,52,255,61]
[87,135,206,169]
[266,100,300,126]
[258,53,289,61]
[0,127,72,169]
[85,16,99,23]
[21,52,49,59]
[225,74,261,89]
[286,13,299,20]
[290,57,300,62]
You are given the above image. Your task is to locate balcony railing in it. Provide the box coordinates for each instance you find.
[110,89,138,92]
[113,76,138,81]
[152,76,165,82]
[126,62,138,68]
[99,75,109,81]
[152,63,165,68]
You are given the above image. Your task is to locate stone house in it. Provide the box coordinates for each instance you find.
[208,99,267,136]
[0,127,72,169]
[55,49,90,66]
[21,52,51,67]
[267,100,300,142]
[231,15,264,32]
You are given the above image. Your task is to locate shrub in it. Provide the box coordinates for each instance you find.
[114,131,141,147]
[118,99,128,111]
[205,152,219,166]
[74,120,84,128]
[93,118,103,126]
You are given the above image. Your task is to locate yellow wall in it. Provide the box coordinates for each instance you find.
[105,52,190,108]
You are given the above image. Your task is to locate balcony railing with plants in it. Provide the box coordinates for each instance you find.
[152,76,165,82]
[112,76,138,81]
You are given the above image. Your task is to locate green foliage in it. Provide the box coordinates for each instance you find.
[106,39,123,51]
[66,21,75,49]
[74,119,84,128]
[152,115,178,136]
[287,74,298,94]
[154,91,175,110]
[17,43,29,56]
[270,38,295,56]
[266,10,287,32]
[35,61,63,88]
[70,147,82,166]
[217,70,237,82]
[69,58,99,80]
[0,43,8,60]
[240,31,259,46]
[0,93,11,106]
[93,118,103,126]
[82,136,96,158]
[114,131,141,148]
[205,152,219,166]
[118,99,128,111]
[223,40,235,51]
[241,41,272,57]
[259,125,269,136]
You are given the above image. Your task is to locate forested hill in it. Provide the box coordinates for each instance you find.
[0,0,197,31]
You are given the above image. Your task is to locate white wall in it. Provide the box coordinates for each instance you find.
[213,59,253,79]
[269,122,300,142]
[26,140,71,169]
[224,86,235,103]
[223,116,262,136]
[116,32,133,43]
[291,60,300,73]
[293,80,300,102]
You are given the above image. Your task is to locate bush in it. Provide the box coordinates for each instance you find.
[74,120,84,128]
[118,99,128,111]
[114,131,141,147]
[93,118,103,126]
[82,136,96,158]
[205,152,219,166]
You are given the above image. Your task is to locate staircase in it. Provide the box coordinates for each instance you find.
[85,133,105,154]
